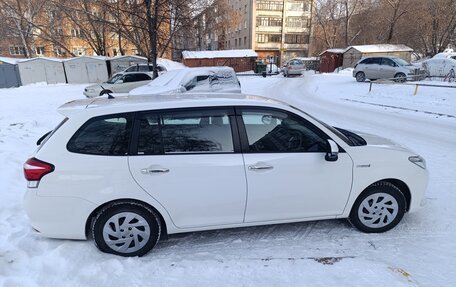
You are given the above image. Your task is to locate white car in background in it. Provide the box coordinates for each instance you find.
[83,72,153,98]
[24,93,427,257]
[129,66,241,95]
[421,58,456,78]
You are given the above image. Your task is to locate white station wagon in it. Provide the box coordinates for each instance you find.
[24,94,428,256]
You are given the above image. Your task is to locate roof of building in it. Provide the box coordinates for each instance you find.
[319,48,347,55]
[348,44,413,53]
[0,57,21,65]
[182,49,258,59]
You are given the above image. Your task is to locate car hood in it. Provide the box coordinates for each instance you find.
[354,131,410,152]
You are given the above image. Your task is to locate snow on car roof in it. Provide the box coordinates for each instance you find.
[349,44,413,53]
[182,49,257,59]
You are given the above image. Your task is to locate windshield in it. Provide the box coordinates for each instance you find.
[106,74,123,84]
[394,58,412,66]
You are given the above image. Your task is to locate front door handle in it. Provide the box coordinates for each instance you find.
[248,164,273,171]
[141,167,170,174]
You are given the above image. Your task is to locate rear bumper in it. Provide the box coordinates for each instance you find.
[24,189,97,239]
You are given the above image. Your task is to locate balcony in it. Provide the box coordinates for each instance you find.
[255,26,282,33]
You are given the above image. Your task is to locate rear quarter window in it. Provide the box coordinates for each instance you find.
[67,114,133,156]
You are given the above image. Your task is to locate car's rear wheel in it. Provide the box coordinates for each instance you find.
[92,201,161,257]
[355,72,366,82]
[394,73,407,82]
[349,182,406,233]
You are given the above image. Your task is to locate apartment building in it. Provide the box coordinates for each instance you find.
[188,0,313,65]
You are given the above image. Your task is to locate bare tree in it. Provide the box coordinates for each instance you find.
[0,0,49,57]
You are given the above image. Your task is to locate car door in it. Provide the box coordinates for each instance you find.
[238,107,353,222]
[128,108,247,228]
[364,58,382,79]
[380,58,397,79]
[115,74,152,93]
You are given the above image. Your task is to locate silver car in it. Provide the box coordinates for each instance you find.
[282,58,305,77]
[83,72,153,98]
[353,56,424,82]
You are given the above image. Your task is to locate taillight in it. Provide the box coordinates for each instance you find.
[24,158,54,187]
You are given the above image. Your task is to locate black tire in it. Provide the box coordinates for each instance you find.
[349,182,406,233]
[99,89,113,96]
[355,72,366,82]
[394,73,407,82]
[92,201,161,257]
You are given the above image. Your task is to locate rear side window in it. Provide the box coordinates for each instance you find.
[161,110,234,153]
[135,109,235,155]
[67,114,132,155]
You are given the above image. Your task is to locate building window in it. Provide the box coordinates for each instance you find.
[257,17,282,27]
[54,46,63,56]
[256,34,281,43]
[71,28,82,38]
[35,47,45,56]
[9,46,26,55]
[73,47,86,56]
[256,1,283,11]
[284,34,309,44]
[235,39,237,47]
[286,17,310,28]
[244,36,247,46]
[286,1,309,12]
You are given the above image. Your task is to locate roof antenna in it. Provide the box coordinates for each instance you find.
[100,86,115,99]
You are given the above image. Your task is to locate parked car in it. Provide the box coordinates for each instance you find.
[353,56,425,82]
[421,58,456,78]
[83,72,153,98]
[282,58,305,77]
[129,66,241,95]
[265,63,280,74]
[121,63,167,74]
[24,93,428,257]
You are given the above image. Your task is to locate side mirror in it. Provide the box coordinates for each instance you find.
[325,139,339,162]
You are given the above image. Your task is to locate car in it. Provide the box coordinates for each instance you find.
[129,66,241,95]
[353,56,425,82]
[265,63,280,74]
[120,63,167,74]
[421,58,456,78]
[282,58,305,77]
[83,72,153,98]
[24,93,428,257]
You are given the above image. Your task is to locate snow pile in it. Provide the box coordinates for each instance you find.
[0,73,455,286]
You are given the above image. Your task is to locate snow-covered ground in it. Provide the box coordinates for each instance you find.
[0,72,455,286]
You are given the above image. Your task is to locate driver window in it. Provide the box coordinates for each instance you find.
[240,109,328,153]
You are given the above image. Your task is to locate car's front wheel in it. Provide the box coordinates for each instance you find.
[355,72,366,82]
[92,201,161,257]
[349,182,406,233]
[394,73,407,82]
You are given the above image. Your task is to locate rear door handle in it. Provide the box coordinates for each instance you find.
[141,167,169,174]
[248,164,273,171]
